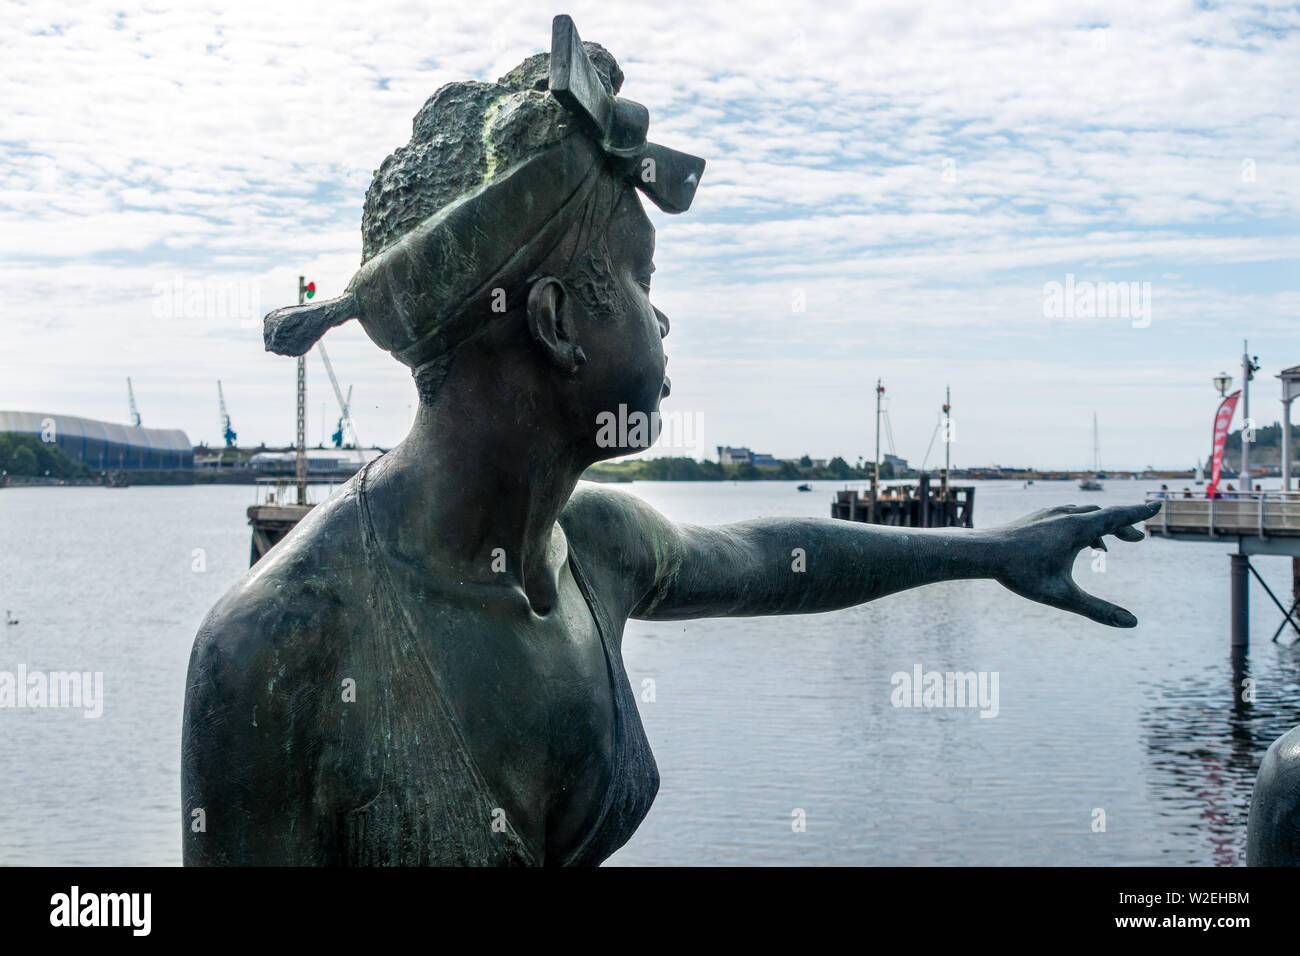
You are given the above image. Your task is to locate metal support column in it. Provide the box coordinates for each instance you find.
[1231,553,1250,647]
[295,276,308,506]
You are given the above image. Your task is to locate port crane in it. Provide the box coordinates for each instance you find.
[126,377,141,426]
[217,380,237,447]
[317,343,359,449]
[332,385,353,448]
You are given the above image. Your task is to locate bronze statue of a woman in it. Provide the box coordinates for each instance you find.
[182,15,1160,865]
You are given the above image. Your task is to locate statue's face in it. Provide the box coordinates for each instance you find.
[575,187,671,460]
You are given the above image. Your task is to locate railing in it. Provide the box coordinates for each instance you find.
[1144,491,1300,539]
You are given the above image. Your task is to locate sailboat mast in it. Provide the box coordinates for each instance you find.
[1093,412,1102,475]
[874,379,883,490]
[943,385,951,500]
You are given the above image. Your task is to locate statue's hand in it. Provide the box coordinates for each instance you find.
[992,502,1161,628]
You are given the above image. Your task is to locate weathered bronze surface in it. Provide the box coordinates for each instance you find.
[1247,725,1300,865]
[182,15,1159,866]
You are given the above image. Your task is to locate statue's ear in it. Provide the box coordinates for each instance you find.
[526,277,586,374]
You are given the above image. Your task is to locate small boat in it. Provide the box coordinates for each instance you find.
[1078,414,1104,490]
[797,483,812,492]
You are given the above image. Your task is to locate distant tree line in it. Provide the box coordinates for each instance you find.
[1218,421,1300,469]
[0,434,93,479]
[582,455,896,483]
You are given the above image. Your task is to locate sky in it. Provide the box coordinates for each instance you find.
[1,0,1297,470]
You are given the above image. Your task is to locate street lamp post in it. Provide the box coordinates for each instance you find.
[1213,373,1231,486]
[1241,341,1260,491]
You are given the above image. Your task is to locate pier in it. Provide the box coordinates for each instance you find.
[247,478,313,565]
[1145,491,1300,645]
[832,472,975,527]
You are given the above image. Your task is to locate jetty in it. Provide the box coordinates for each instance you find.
[1142,357,1300,646]
[1145,491,1300,645]
[247,478,313,565]
[833,381,973,527]
[832,471,975,527]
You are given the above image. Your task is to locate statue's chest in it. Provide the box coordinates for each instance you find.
[398,577,618,861]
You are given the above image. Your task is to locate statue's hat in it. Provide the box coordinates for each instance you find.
[263,15,705,366]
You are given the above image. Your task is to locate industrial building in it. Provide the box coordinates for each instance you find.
[0,411,193,472]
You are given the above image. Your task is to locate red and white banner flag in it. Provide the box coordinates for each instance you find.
[1206,390,1241,498]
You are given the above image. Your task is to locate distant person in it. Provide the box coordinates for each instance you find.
[1182,488,1192,498]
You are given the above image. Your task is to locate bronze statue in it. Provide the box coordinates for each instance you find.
[1247,725,1300,865]
[182,15,1160,865]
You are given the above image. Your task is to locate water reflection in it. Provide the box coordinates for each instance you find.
[1140,646,1300,866]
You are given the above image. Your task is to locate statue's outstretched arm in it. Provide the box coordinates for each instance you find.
[630,501,1160,627]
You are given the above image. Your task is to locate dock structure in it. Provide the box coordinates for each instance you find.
[1145,492,1300,645]
[247,478,313,565]
[832,472,975,528]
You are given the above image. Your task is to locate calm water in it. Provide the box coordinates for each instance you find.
[1,478,1297,866]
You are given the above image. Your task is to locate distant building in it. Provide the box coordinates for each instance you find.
[0,410,192,471]
[717,446,785,467]
[883,453,909,472]
[781,457,828,469]
[246,448,382,475]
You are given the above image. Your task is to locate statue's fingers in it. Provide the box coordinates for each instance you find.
[1083,502,1160,538]
[1089,537,1107,552]
[1110,525,1144,543]
[1109,502,1161,526]
[1064,584,1138,628]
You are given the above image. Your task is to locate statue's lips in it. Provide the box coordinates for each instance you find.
[662,374,671,397]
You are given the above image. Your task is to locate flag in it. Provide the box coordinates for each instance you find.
[1206,390,1241,498]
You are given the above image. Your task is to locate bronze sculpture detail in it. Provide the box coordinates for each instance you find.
[182,16,1159,865]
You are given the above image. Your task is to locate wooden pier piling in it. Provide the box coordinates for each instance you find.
[832,479,975,528]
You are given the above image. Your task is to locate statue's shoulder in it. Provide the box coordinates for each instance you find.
[560,481,683,612]
[562,480,675,541]
[190,484,364,687]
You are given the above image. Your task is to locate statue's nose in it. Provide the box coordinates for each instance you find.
[655,307,670,339]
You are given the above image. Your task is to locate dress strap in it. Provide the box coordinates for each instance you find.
[352,458,541,864]
[558,544,625,866]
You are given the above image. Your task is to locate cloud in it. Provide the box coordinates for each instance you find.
[0,0,1296,467]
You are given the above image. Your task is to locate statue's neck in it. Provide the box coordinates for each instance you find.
[370,393,588,615]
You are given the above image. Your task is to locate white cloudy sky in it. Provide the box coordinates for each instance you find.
[2,0,1297,468]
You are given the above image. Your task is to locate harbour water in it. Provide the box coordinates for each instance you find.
[1,478,1297,865]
